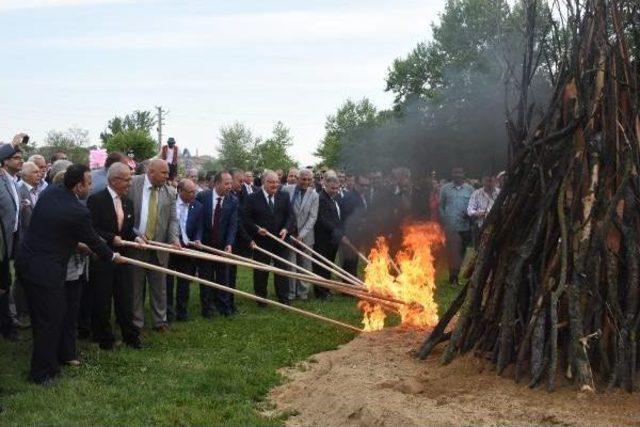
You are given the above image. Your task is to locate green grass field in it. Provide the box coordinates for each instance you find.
[0,267,457,426]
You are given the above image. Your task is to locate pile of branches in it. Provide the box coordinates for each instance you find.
[419,0,640,392]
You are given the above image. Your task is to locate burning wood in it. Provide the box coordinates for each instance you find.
[360,222,445,331]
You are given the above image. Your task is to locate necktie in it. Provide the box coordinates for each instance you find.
[145,187,158,241]
[114,195,124,232]
[31,188,38,205]
[268,195,274,212]
[212,197,222,244]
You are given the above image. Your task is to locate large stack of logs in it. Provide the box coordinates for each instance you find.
[419,0,640,392]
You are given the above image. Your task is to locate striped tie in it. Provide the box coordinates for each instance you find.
[145,187,158,241]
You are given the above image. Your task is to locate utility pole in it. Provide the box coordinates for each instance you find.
[156,106,167,150]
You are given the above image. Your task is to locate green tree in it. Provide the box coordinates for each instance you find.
[255,121,297,171]
[37,127,91,164]
[217,122,258,170]
[315,98,378,168]
[103,129,157,161]
[100,110,157,160]
[385,0,513,108]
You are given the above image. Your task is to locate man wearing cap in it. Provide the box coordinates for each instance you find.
[160,137,179,180]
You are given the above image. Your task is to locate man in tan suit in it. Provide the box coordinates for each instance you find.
[128,159,179,332]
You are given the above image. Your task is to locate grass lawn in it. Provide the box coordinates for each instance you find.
[0,266,457,426]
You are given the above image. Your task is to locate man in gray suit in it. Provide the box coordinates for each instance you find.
[12,161,41,326]
[0,134,28,341]
[282,169,319,300]
[128,159,179,332]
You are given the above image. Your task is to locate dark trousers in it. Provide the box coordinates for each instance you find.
[166,254,196,320]
[341,253,359,282]
[77,279,92,339]
[22,277,82,383]
[312,243,338,299]
[253,245,289,303]
[168,163,178,180]
[0,261,16,337]
[199,258,232,316]
[445,229,472,280]
[90,260,138,346]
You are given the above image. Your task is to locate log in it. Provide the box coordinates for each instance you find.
[119,255,363,333]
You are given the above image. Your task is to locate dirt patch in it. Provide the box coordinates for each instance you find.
[267,329,640,426]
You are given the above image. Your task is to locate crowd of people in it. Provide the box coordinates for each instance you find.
[0,132,503,386]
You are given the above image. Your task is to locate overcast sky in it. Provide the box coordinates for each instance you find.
[0,0,442,165]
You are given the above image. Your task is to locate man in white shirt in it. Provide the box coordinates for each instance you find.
[160,137,179,180]
[467,173,500,245]
[27,154,48,197]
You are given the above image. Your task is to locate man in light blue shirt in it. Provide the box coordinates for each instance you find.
[439,167,474,286]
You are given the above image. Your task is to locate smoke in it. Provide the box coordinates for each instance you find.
[339,55,552,181]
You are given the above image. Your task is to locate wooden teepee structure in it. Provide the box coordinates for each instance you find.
[419,0,640,392]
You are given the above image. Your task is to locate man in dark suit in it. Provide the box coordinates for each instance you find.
[196,171,238,316]
[228,169,252,292]
[313,174,350,299]
[244,170,294,304]
[87,163,141,350]
[16,164,124,385]
[166,178,204,321]
[340,175,370,279]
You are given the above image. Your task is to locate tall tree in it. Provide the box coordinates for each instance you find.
[255,121,297,171]
[39,127,91,164]
[217,122,258,171]
[315,98,378,168]
[100,110,157,160]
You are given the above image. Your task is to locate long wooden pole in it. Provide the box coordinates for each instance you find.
[288,234,367,286]
[119,256,363,333]
[263,231,364,287]
[343,239,371,266]
[123,241,407,307]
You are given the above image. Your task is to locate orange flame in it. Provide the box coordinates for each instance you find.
[360,221,445,332]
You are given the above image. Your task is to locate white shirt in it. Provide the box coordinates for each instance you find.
[244,183,253,194]
[211,189,224,225]
[467,187,500,227]
[35,179,48,197]
[333,198,341,220]
[262,189,274,209]
[176,196,190,244]
[166,147,175,164]
[106,185,120,212]
[138,175,157,237]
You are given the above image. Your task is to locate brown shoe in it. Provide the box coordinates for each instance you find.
[153,324,170,333]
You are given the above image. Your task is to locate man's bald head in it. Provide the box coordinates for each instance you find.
[177,178,197,203]
[21,161,41,186]
[148,158,169,186]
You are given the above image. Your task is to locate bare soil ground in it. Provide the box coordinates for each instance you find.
[267,329,640,426]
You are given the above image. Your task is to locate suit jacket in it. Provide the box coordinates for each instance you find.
[17,182,35,238]
[0,144,16,262]
[181,198,205,245]
[127,175,179,265]
[87,188,136,249]
[243,189,294,247]
[231,188,251,248]
[196,190,238,248]
[283,185,319,245]
[314,190,346,248]
[16,184,113,288]
[0,170,18,256]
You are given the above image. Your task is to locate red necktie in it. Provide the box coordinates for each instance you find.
[212,197,222,244]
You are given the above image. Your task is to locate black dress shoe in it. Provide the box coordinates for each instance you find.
[125,340,143,350]
[2,330,20,342]
[99,342,115,351]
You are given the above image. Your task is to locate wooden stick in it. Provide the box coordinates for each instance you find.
[124,241,408,307]
[343,239,370,266]
[119,255,363,333]
[263,231,364,287]
[288,234,367,286]
[253,244,323,279]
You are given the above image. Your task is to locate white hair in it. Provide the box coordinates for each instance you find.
[298,168,313,178]
[28,154,45,163]
[21,161,39,174]
[107,162,130,182]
